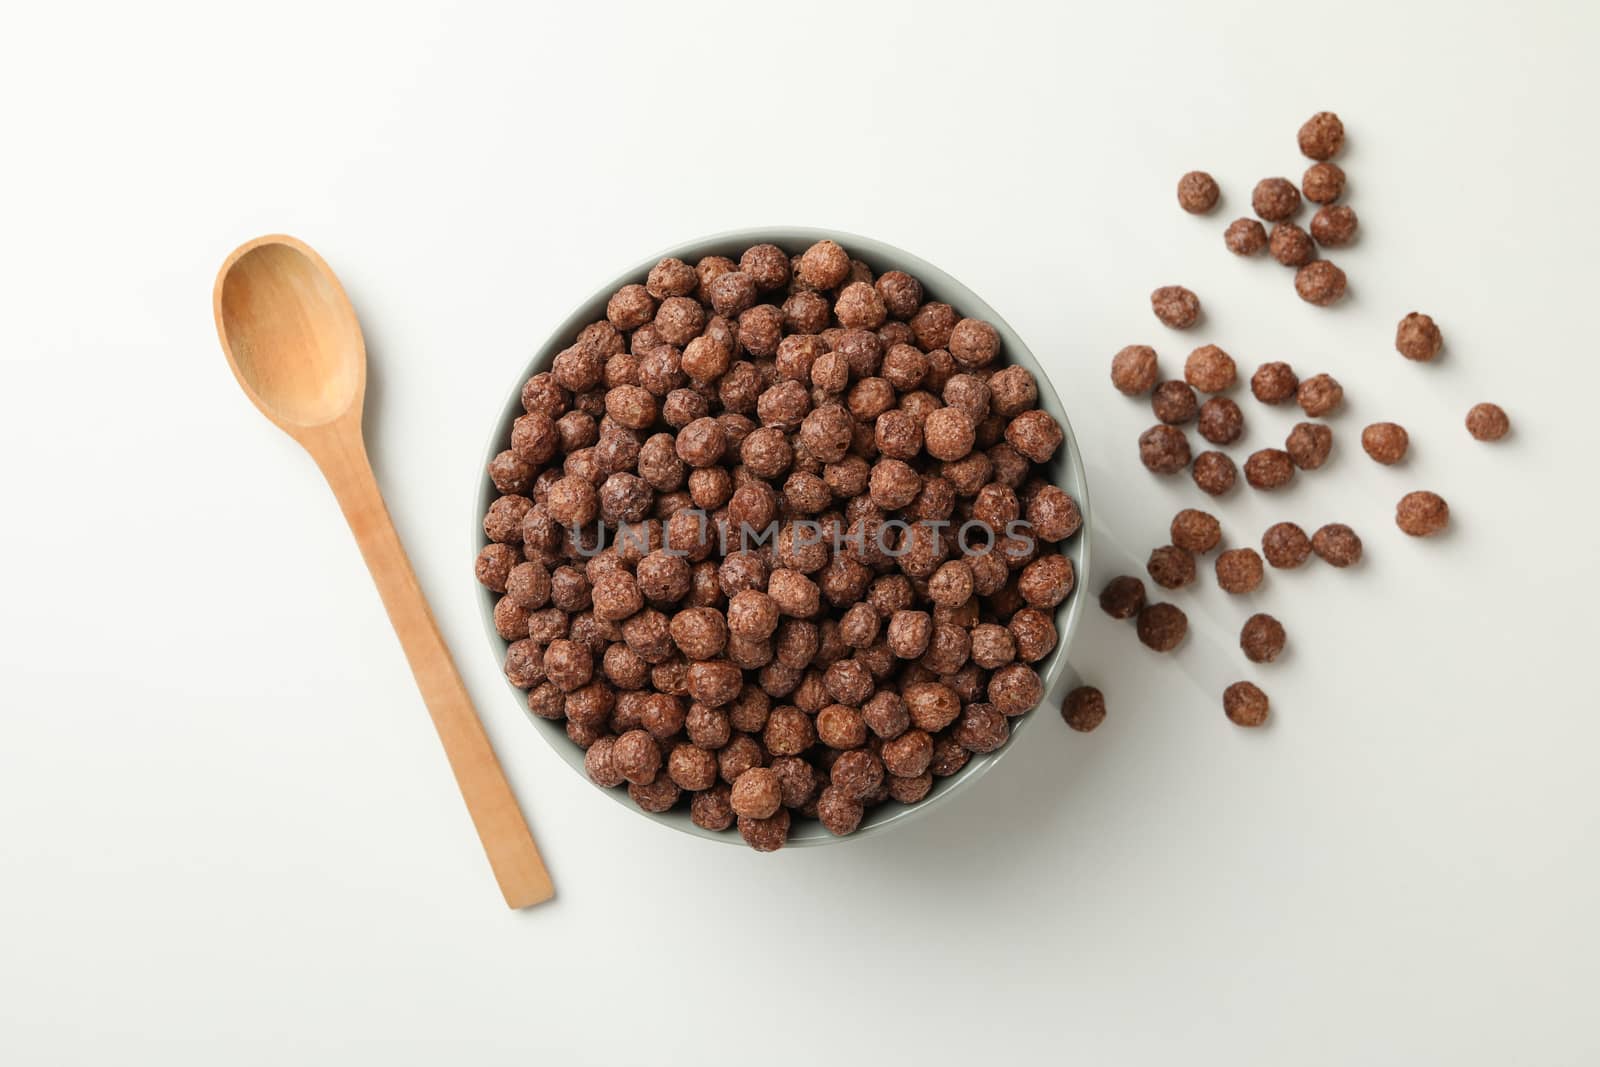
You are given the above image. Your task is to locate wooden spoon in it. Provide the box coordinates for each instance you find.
[213,234,553,909]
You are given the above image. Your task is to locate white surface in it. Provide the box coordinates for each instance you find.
[2,2,1597,1063]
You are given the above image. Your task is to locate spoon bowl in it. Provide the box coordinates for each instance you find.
[216,238,366,430]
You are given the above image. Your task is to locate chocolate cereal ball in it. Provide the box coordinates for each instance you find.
[1099,575,1146,620]
[988,366,1038,417]
[875,271,923,320]
[1151,380,1198,424]
[798,239,850,290]
[646,257,697,300]
[738,809,790,852]
[949,318,1001,369]
[1223,682,1270,727]
[690,785,734,832]
[475,543,518,592]
[1395,312,1443,362]
[988,664,1043,716]
[1252,178,1301,222]
[1225,218,1268,255]
[1466,403,1510,441]
[1136,602,1187,652]
[1004,409,1063,463]
[1111,345,1160,396]
[1244,448,1295,489]
[1297,373,1344,417]
[1177,170,1220,214]
[1269,223,1316,267]
[1396,491,1450,537]
[1240,613,1286,664]
[816,786,864,836]
[1285,422,1333,470]
[1251,361,1299,405]
[1294,261,1347,306]
[924,407,977,461]
[606,284,655,331]
[1139,424,1191,474]
[1147,545,1196,590]
[1151,286,1201,329]
[1191,450,1237,495]
[1311,523,1363,567]
[739,243,791,291]
[1184,345,1236,393]
[1261,522,1312,569]
[1310,205,1358,247]
[1061,686,1107,732]
[730,767,783,819]
[1362,422,1409,464]
[1215,548,1264,594]
[1298,111,1344,160]
[1197,396,1244,445]
[1171,508,1222,554]
[1302,162,1345,204]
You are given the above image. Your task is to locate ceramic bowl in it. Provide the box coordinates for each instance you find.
[476,227,1090,845]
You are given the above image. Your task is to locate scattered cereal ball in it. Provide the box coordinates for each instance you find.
[1184,345,1236,393]
[1251,361,1299,405]
[1298,111,1344,160]
[816,785,864,836]
[1310,205,1358,247]
[1223,681,1270,727]
[738,809,791,852]
[1311,523,1363,567]
[1261,522,1313,569]
[1111,345,1160,395]
[475,543,519,592]
[1225,218,1268,255]
[1151,286,1201,329]
[1269,223,1316,267]
[1061,686,1106,732]
[1171,509,1222,553]
[924,407,977,461]
[1297,373,1344,417]
[949,318,1001,368]
[1240,613,1286,664]
[1099,575,1146,620]
[1362,422,1409,464]
[1244,448,1295,489]
[1197,396,1244,445]
[1295,261,1347,306]
[1396,491,1450,537]
[1466,403,1510,441]
[729,767,783,819]
[1136,602,1188,652]
[1151,380,1198,424]
[1302,162,1345,204]
[1215,548,1264,594]
[1191,450,1237,495]
[798,239,850,290]
[1395,313,1443,362]
[690,785,735,831]
[1285,422,1333,470]
[1005,409,1064,463]
[1177,171,1220,214]
[1147,545,1196,590]
[1139,424,1191,474]
[1252,178,1301,222]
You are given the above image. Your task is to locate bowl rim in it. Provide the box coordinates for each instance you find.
[474,225,1091,846]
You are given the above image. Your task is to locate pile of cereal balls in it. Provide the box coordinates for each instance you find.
[477,238,1081,851]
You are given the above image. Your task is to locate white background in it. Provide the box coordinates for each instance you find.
[3,1,1598,1063]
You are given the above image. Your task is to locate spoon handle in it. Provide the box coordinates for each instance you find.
[310,424,554,909]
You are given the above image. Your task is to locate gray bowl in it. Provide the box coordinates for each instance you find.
[476,227,1091,845]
